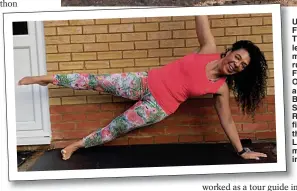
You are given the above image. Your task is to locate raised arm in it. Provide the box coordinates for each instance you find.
[195,15,217,54]
[214,83,267,160]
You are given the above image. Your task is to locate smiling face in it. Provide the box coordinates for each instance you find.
[220,48,251,75]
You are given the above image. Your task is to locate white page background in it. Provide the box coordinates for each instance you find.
[0,0,295,190]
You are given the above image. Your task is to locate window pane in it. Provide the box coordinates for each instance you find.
[13,22,28,35]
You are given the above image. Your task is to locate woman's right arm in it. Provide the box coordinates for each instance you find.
[195,16,217,54]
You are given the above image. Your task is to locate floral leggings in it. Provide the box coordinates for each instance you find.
[52,72,168,148]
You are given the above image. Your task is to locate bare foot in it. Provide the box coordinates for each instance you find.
[18,76,52,86]
[61,140,84,160]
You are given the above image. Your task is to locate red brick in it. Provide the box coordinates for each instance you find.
[238,133,255,139]
[128,137,154,145]
[232,115,253,123]
[77,121,102,129]
[199,115,221,124]
[173,115,199,125]
[153,118,169,126]
[113,110,125,117]
[139,125,166,134]
[100,103,126,111]
[51,140,75,148]
[55,131,91,139]
[127,129,141,136]
[62,113,86,121]
[181,116,201,126]
[80,104,101,112]
[100,119,112,127]
[51,123,76,131]
[52,132,64,140]
[229,98,239,106]
[256,131,276,139]
[242,123,269,132]
[204,134,228,142]
[157,118,181,126]
[236,123,243,131]
[267,104,275,112]
[254,114,275,122]
[154,136,179,144]
[255,103,267,113]
[50,114,62,122]
[265,96,275,104]
[215,124,242,133]
[230,106,240,113]
[50,105,100,114]
[59,105,100,113]
[50,105,72,114]
[49,91,277,146]
[86,112,114,120]
[125,103,134,109]
[214,126,225,134]
[104,138,129,146]
[268,122,276,130]
[191,125,217,134]
[179,135,203,143]
[166,125,192,134]
[189,107,217,116]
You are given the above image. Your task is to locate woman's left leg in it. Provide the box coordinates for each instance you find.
[19,72,148,101]
[61,93,169,160]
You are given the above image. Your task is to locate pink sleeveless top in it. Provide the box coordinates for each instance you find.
[147,53,226,115]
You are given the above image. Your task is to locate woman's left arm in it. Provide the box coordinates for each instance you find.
[214,83,267,160]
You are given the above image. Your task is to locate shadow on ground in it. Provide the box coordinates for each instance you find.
[18,142,277,171]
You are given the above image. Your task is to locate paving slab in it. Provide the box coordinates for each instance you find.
[17,151,36,167]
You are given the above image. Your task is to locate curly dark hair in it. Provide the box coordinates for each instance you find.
[221,40,268,117]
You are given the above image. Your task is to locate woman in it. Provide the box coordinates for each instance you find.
[18,15,268,161]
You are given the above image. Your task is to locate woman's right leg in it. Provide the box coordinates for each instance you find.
[61,96,168,160]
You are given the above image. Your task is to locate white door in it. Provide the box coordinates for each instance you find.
[13,21,51,145]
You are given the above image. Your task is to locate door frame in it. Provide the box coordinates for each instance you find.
[16,21,51,145]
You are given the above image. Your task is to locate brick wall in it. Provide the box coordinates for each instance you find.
[43,14,276,149]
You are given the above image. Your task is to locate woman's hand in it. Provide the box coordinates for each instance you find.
[240,150,268,160]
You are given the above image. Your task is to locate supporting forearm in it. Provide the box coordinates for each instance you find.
[221,121,243,152]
